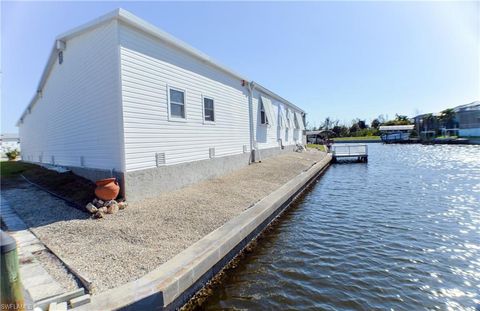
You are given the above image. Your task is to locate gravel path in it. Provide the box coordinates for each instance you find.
[33,250,80,292]
[1,151,327,293]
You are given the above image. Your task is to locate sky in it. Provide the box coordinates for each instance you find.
[1,1,479,132]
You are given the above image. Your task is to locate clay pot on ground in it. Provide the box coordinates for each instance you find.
[95,178,120,201]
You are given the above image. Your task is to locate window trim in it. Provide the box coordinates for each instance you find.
[167,85,187,122]
[260,96,276,127]
[260,101,268,126]
[202,95,216,124]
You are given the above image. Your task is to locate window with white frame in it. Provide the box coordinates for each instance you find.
[169,87,185,119]
[260,102,268,125]
[203,97,215,122]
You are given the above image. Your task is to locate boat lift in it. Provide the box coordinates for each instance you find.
[331,144,368,163]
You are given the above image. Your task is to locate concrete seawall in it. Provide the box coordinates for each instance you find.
[75,153,332,310]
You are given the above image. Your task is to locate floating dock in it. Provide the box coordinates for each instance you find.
[331,144,368,162]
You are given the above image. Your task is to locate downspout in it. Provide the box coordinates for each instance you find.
[247,81,256,163]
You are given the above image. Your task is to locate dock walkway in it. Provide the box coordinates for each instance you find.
[331,144,368,162]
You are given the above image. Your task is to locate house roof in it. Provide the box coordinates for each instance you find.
[379,125,415,131]
[453,101,480,112]
[17,8,304,126]
[0,133,20,141]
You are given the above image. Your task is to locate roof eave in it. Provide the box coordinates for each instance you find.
[252,82,305,114]
[18,8,304,125]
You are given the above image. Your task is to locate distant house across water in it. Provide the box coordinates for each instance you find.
[412,101,480,138]
[454,101,480,137]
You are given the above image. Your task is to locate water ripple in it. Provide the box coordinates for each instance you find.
[204,144,480,310]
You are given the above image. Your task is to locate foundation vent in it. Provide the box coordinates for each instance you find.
[209,147,215,159]
[80,156,85,167]
[156,153,166,167]
[243,145,248,153]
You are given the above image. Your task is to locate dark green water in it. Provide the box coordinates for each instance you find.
[203,144,480,310]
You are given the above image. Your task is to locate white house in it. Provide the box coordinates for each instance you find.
[17,9,306,201]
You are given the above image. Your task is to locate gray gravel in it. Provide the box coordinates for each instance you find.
[33,250,80,291]
[1,151,326,293]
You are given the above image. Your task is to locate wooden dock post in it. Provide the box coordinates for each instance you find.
[1,230,25,311]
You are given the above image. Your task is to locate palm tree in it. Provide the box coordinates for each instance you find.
[439,108,456,129]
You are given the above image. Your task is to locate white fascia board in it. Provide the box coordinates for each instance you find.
[17,8,306,126]
[116,9,248,82]
[16,10,120,126]
[56,9,120,41]
[253,82,304,114]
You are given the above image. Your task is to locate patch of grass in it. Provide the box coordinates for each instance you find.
[333,136,381,141]
[1,161,37,178]
[307,144,326,152]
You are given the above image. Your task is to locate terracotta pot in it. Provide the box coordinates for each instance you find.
[95,178,120,201]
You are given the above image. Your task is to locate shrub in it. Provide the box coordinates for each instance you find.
[5,149,20,161]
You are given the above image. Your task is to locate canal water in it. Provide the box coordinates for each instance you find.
[203,144,480,310]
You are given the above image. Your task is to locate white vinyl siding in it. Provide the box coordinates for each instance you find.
[252,90,303,150]
[119,23,250,171]
[18,20,123,171]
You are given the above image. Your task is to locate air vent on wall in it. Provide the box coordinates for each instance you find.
[39,154,43,163]
[51,156,55,165]
[80,156,85,167]
[156,153,166,167]
[209,147,215,159]
[243,145,248,153]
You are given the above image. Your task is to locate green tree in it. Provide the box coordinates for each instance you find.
[357,120,367,129]
[371,118,381,129]
[349,123,360,135]
[439,108,456,128]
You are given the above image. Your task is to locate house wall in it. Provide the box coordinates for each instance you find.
[118,22,251,172]
[459,128,480,137]
[18,20,124,172]
[251,90,303,151]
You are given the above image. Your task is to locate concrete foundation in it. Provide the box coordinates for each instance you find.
[124,146,297,202]
[253,145,296,162]
[67,166,125,198]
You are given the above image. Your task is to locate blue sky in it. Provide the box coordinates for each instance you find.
[2,1,479,132]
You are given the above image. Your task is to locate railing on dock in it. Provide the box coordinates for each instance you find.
[331,144,368,162]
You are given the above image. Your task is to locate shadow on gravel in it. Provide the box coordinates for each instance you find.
[2,182,91,229]
[1,161,94,228]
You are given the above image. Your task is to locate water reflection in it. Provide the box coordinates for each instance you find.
[202,144,480,310]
